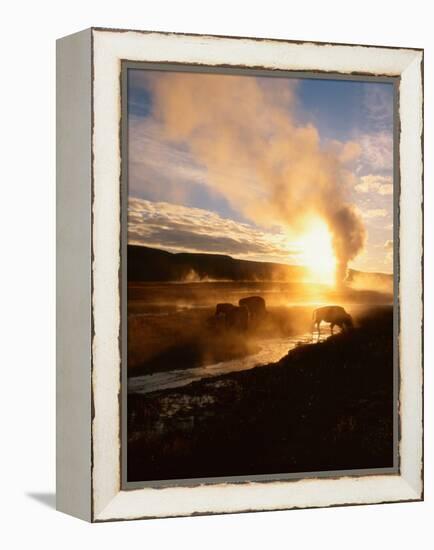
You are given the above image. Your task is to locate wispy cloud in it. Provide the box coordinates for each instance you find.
[361,208,388,219]
[355,175,393,195]
[362,83,394,133]
[129,117,208,200]
[357,132,393,173]
[128,197,301,264]
[384,239,393,250]
[384,239,393,265]
[326,139,362,166]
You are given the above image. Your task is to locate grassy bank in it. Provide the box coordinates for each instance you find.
[127,306,394,482]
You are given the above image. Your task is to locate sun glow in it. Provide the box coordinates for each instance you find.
[298,219,337,285]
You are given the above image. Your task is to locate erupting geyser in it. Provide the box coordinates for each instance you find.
[142,71,366,285]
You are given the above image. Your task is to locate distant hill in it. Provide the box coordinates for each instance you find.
[127,245,308,282]
[128,244,394,288]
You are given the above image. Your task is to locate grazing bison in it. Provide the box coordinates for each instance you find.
[215,303,236,316]
[238,296,266,320]
[312,305,353,337]
[225,305,249,332]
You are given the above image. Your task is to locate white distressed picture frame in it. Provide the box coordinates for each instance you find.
[56,28,423,522]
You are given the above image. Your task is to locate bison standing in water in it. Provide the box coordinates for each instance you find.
[312,306,353,338]
[215,303,236,316]
[213,303,249,332]
[225,305,249,332]
[211,296,267,333]
[239,296,266,321]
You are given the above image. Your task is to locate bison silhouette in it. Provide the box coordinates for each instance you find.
[212,303,249,332]
[215,303,236,316]
[312,305,353,338]
[225,305,249,332]
[238,296,266,320]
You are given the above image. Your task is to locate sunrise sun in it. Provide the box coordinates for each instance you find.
[297,219,337,285]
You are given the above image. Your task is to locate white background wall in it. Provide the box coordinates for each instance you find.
[1,0,432,547]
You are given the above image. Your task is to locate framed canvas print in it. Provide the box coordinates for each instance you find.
[56,28,423,522]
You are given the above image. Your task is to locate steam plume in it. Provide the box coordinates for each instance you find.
[145,72,366,283]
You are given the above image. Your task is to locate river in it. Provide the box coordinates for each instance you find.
[128,331,327,395]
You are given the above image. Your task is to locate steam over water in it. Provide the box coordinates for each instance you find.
[128,332,327,395]
[127,281,392,395]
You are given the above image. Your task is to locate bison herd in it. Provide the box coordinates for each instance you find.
[208,296,266,332]
[207,297,354,338]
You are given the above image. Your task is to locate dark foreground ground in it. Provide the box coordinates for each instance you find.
[127,306,395,482]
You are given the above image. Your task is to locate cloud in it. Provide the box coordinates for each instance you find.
[128,197,301,263]
[358,132,393,172]
[362,83,394,133]
[384,239,393,265]
[355,175,393,195]
[328,139,362,165]
[361,208,388,219]
[128,117,209,203]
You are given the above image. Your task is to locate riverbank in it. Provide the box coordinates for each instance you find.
[127,306,394,482]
